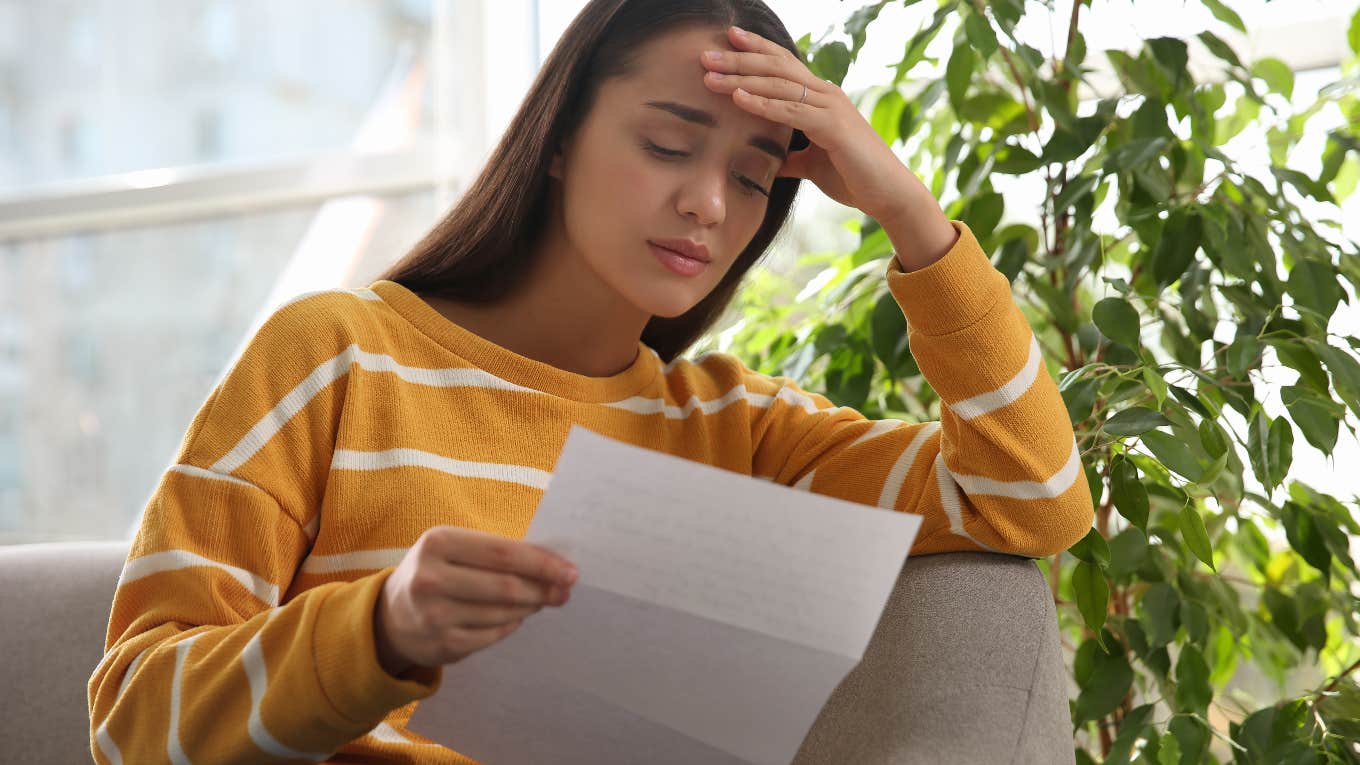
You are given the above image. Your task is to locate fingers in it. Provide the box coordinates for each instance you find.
[726,25,794,62]
[426,560,569,608]
[702,26,824,97]
[423,526,578,589]
[705,71,821,108]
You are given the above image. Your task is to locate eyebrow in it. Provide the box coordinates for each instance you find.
[643,100,788,162]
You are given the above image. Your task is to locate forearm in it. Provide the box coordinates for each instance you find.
[877,173,959,274]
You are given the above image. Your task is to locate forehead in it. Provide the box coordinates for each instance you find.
[609,26,794,146]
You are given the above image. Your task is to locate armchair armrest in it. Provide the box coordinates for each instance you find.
[794,551,1074,765]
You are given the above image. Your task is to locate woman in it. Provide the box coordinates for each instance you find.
[88,1,1093,762]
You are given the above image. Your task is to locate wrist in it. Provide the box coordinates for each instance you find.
[373,587,415,678]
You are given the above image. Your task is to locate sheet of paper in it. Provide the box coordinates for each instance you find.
[407,424,923,764]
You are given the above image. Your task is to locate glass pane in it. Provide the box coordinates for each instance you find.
[0,189,437,543]
[0,0,435,194]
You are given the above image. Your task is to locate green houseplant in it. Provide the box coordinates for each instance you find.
[701,1,1360,761]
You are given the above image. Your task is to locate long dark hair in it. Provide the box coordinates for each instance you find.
[376,0,808,363]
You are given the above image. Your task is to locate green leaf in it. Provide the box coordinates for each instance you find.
[1141,367,1169,409]
[1168,716,1210,763]
[870,291,912,376]
[945,43,975,114]
[1141,582,1181,646]
[1074,639,1133,724]
[1174,644,1212,712]
[1282,501,1332,577]
[1197,418,1228,459]
[1202,0,1246,33]
[1073,561,1110,633]
[1179,502,1216,571]
[1251,57,1294,100]
[991,143,1042,175]
[811,41,852,86]
[1179,599,1209,645]
[1209,624,1238,686]
[1265,415,1294,489]
[1271,340,1331,396]
[1151,209,1204,287]
[1052,173,1099,212]
[1196,30,1243,70]
[1111,458,1149,530]
[1351,8,1360,55]
[961,191,1004,240]
[1225,335,1261,377]
[1286,259,1344,322]
[1141,430,1205,482]
[1154,730,1181,765]
[1105,407,1172,437]
[963,10,997,58]
[893,7,951,81]
[1104,137,1170,173]
[1132,97,1172,140]
[1311,341,1360,418]
[1069,527,1111,567]
[1147,37,1188,91]
[1214,94,1260,146]
[1280,385,1342,455]
[1107,527,1149,579]
[842,0,888,57]
[869,88,906,144]
[1092,297,1141,349]
[1247,410,1273,490]
[1060,376,1098,424]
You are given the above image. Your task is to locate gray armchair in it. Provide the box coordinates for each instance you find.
[0,541,1075,764]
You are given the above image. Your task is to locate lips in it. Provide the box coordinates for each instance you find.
[648,239,711,263]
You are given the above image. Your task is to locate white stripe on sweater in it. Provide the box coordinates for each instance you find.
[168,464,320,542]
[213,346,540,474]
[119,550,279,607]
[300,547,406,574]
[94,725,123,765]
[93,644,154,763]
[948,334,1041,420]
[331,448,552,489]
[168,633,204,765]
[950,436,1083,499]
[243,610,331,760]
[933,454,1001,553]
[877,422,942,509]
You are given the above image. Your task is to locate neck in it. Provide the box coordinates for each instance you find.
[422,221,651,379]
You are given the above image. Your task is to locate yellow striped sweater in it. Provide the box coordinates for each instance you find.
[88,220,1093,764]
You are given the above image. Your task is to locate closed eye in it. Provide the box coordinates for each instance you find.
[641,140,770,198]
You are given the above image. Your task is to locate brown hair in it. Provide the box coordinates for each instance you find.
[375,0,808,363]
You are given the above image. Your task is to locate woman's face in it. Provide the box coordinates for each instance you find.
[548,25,795,319]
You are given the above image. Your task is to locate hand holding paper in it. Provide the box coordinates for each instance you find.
[407,425,923,764]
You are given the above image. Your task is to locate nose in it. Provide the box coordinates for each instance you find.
[676,165,727,227]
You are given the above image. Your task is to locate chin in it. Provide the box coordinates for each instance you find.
[630,284,706,320]
[644,298,699,320]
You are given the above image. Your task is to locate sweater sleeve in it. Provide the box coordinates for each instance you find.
[87,297,441,764]
[745,220,1094,559]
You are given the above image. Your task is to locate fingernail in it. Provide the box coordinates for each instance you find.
[732,26,747,37]
[561,565,578,584]
[704,50,722,62]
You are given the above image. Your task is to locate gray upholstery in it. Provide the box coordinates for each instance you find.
[0,542,1074,764]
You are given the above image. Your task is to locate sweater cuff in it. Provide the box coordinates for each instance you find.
[883,220,1011,337]
[312,567,443,726]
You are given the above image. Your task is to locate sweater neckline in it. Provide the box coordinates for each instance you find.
[368,280,661,403]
